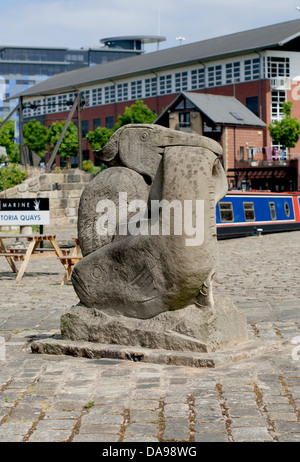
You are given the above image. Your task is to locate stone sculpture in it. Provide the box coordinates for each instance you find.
[61,124,248,352]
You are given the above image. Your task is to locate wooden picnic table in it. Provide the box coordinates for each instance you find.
[58,237,82,285]
[0,234,70,282]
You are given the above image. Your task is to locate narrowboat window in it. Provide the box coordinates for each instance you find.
[284,202,290,217]
[269,202,276,220]
[219,202,234,222]
[243,202,255,221]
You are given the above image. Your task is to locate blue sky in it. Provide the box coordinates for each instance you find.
[1,0,300,51]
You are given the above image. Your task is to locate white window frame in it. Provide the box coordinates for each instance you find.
[271,90,286,122]
[244,57,260,81]
[191,68,205,89]
[131,80,143,100]
[104,85,115,104]
[175,71,188,92]
[267,57,290,78]
[117,82,129,102]
[207,65,222,87]
[226,62,240,84]
[145,77,157,98]
[91,87,102,106]
[159,74,173,95]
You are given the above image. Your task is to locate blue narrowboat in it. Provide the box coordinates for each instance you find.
[216,191,300,238]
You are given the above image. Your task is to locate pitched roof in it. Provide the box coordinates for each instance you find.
[155,92,266,127]
[11,19,300,99]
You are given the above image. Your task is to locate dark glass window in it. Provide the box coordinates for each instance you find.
[284,202,290,217]
[106,116,114,129]
[93,118,101,129]
[240,146,244,161]
[83,150,90,161]
[269,202,276,220]
[82,120,89,138]
[267,57,290,78]
[179,112,190,128]
[246,96,258,116]
[243,202,255,221]
[219,202,234,222]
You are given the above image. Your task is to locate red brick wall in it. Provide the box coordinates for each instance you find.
[225,126,265,171]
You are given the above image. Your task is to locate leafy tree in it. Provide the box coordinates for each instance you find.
[268,102,300,155]
[86,127,114,151]
[114,100,157,130]
[0,119,20,163]
[47,121,78,169]
[0,164,26,192]
[86,100,156,154]
[23,119,48,158]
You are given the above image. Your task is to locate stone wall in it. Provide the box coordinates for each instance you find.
[0,170,93,226]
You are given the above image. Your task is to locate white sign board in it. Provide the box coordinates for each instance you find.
[0,198,50,226]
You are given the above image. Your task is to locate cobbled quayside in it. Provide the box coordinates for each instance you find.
[0,228,299,442]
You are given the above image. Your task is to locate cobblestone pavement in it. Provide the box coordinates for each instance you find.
[0,229,299,442]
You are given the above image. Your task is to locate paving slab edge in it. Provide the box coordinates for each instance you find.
[30,337,289,368]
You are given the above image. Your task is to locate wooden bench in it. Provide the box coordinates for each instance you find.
[0,252,25,262]
[59,256,83,285]
[0,234,70,282]
[58,237,82,285]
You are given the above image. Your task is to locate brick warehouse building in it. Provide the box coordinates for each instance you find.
[10,19,300,191]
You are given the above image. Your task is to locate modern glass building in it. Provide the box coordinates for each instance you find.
[0,36,165,119]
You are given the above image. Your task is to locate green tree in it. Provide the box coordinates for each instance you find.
[114,100,157,130]
[86,100,156,153]
[23,119,48,158]
[0,119,20,163]
[86,127,114,151]
[268,102,300,156]
[0,164,26,192]
[47,121,78,169]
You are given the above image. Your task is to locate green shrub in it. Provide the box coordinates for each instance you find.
[0,164,27,192]
[83,160,105,176]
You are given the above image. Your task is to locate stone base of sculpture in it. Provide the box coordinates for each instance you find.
[60,295,248,353]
